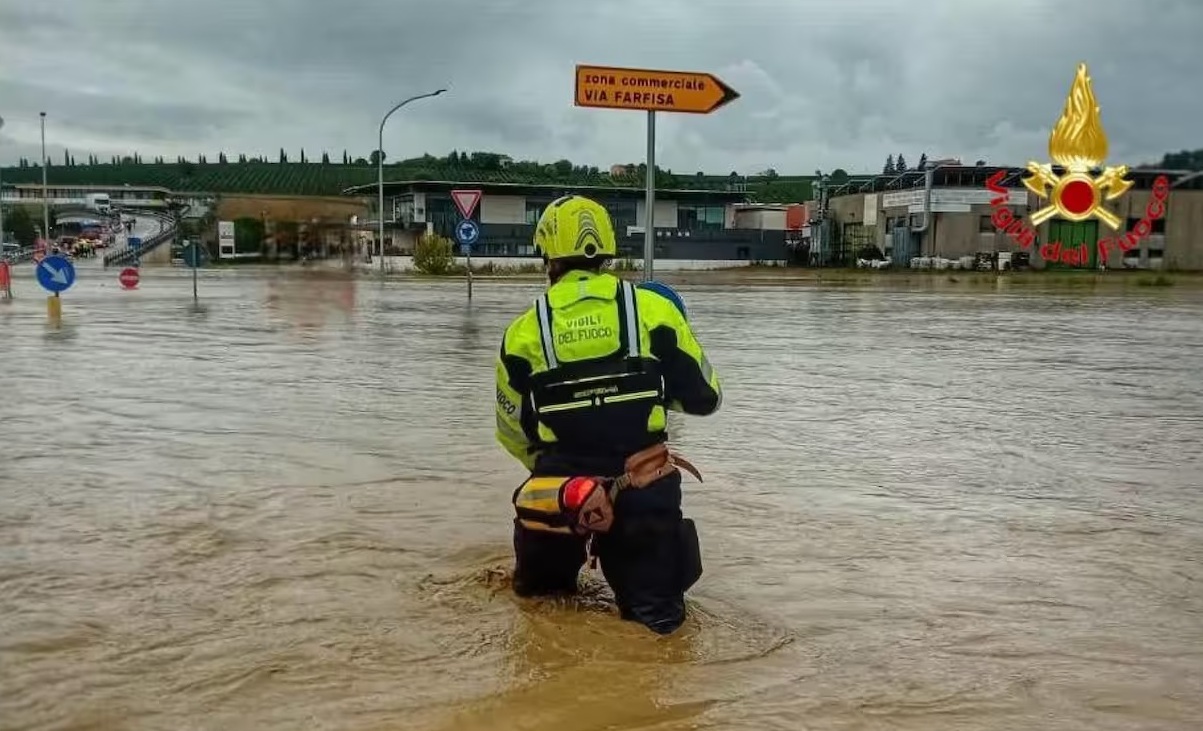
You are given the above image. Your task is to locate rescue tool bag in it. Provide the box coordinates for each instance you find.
[510,445,704,536]
[511,476,614,535]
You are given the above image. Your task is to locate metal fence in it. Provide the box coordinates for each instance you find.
[1,245,35,264]
[103,217,178,267]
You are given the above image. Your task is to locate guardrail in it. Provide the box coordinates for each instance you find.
[1,246,35,264]
[103,215,177,268]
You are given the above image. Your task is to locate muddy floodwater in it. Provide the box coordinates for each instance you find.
[2,263,1202,731]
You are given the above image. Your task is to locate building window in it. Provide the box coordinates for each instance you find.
[392,195,415,224]
[1125,216,1166,234]
[525,200,546,225]
[425,195,459,234]
[978,209,1023,232]
[1147,248,1164,258]
[605,200,637,232]
[520,197,636,232]
[677,204,724,231]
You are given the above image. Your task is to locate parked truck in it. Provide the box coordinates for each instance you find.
[85,193,111,215]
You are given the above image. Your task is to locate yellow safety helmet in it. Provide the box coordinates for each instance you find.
[532,195,618,261]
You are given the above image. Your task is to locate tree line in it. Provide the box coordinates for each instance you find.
[9,148,643,174]
[882,153,930,173]
[11,149,364,168]
[9,146,1203,176]
[1147,149,1203,170]
[881,149,1203,173]
[4,148,802,185]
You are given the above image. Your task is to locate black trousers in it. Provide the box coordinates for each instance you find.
[511,478,701,635]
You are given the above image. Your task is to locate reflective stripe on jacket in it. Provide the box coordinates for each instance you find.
[494,269,721,472]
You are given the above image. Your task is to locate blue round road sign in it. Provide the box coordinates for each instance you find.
[36,255,77,294]
[182,242,206,268]
[637,280,687,319]
[455,218,480,246]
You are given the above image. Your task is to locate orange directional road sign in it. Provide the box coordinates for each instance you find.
[574,64,740,114]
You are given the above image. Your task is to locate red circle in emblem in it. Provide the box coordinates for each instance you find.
[1059,180,1095,215]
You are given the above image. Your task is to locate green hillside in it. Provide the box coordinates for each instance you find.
[0,151,815,202]
[6,145,1197,204]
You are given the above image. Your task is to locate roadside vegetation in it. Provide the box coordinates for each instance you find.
[409,233,544,276]
[412,233,455,275]
[0,205,57,246]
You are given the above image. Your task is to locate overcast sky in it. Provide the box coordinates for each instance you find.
[1,0,1200,175]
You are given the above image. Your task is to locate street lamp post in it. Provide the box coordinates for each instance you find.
[376,88,446,277]
[40,112,49,245]
[0,116,6,248]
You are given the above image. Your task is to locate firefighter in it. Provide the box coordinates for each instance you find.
[494,194,723,634]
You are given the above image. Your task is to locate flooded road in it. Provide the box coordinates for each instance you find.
[2,263,1202,731]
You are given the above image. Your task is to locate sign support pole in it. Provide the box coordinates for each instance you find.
[36,253,74,320]
[451,189,482,302]
[573,64,738,280]
[181,241,204,302]
[644,110,655,282]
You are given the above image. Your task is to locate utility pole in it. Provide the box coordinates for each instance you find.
[41,112,50,243]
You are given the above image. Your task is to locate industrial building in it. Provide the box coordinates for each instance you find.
[342,180,798,263]
[822,166,1203,270]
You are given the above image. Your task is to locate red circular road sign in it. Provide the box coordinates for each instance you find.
[119,267,140,290]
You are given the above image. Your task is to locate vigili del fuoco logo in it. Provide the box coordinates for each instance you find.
[985,63,1170,266]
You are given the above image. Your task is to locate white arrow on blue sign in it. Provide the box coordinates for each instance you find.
[455,218,480,247]
[36,255,77,294]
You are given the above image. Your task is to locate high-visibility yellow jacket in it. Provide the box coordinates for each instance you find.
[495,269,722,473]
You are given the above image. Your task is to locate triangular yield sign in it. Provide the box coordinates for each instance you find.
[451,189,482,219]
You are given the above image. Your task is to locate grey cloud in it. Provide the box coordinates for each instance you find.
[416,96,553,147]
[0,0,1200,175]
[0,79,250,143]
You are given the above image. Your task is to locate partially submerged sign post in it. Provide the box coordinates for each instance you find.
[182,242,206,304]
[119,267,139,290]
[451,189,481,301]
[574,64,740,281]
[36,254,75,322]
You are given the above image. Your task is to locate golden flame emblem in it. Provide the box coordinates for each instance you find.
[1023,62,1132,230]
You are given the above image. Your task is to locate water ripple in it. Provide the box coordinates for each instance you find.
[0,267,1201,730]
